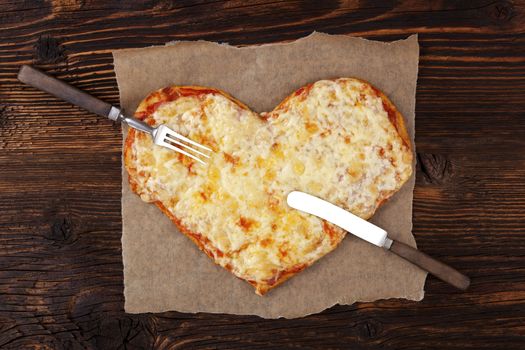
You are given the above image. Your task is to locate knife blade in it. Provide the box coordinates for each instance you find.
[286,191,393,249]
[286,191,470,290]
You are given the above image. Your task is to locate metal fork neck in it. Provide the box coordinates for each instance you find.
[123,116,154,134]
[109,106,153,135]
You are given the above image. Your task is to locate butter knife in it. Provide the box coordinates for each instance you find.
[287,191,470,290]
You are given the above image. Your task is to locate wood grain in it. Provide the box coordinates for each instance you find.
[1,0,524,349]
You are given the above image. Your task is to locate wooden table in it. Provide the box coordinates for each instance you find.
[1,1,524,349]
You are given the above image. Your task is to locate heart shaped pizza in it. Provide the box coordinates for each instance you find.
[124,78,413,295]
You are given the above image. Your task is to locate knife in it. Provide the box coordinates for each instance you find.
[287,191,470,290]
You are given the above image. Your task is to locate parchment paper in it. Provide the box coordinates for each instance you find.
[113,32,426,318]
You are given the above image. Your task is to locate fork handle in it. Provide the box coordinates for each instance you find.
[18,65,113,119]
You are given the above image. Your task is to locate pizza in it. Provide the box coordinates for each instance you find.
[124,78,413,295]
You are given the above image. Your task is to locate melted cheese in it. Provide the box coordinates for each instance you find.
[126,79,412,294]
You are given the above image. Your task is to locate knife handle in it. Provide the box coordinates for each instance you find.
[390,240,470,290]
[18,65,112,119]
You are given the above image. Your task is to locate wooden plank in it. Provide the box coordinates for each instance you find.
[0,0,524,348]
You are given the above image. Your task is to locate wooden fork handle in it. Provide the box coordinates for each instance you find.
[18,65,112,119]
[389,240,470,290]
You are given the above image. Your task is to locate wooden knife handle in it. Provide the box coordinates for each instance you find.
[390,240,470,290]
[17,65,112,118]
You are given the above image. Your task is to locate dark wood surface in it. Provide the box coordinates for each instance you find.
[1,0,524,349]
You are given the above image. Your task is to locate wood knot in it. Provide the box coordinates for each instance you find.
[357,320,381,339]
[0,315,17,334]
[95,316,155,349]
[47,215,77,244]
[487,1,515,23]
[417,153,453,184]
[34,35,65,64]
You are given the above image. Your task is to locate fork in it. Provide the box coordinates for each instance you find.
[17,65,212,164]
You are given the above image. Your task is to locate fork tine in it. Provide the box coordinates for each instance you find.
[164,134,211,159]
[166,130,213,152]
[161,141,206,165]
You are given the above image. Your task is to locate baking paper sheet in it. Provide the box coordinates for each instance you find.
[113,32,425,318]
